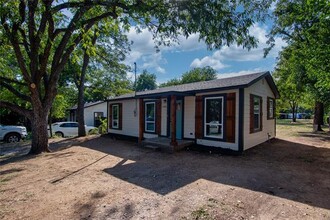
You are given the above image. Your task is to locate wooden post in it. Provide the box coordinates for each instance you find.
[138,98,144,145]
[170,95,177,146]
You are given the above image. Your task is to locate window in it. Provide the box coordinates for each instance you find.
[145,102,155,132]
[60,123,78,128]
[267,97,275,119]
[250,95,262,133]
[204,97,224,139]
[112,104,119,129]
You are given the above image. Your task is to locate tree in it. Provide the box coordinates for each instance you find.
[136,70,157,92]
[267,0,330,131]
[273,48,306,122]
[182,67,217,84]
[160,66,217,87]
[0,0,273,154]
[65,23,130,136]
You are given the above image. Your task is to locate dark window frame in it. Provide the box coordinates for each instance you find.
[112,104,119,129]
[202,93,227,141]
[144,101,156,133]
[250,94,263,133]
[109,103,122,130]
[267,97,275,120]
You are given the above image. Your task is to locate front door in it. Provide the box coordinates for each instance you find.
[176,100,183,139]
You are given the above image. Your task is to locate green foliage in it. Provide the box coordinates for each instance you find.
[160,67,217,87]
[0,0,274,153]
[136,70,157,91]
[98,118,108,135]
[88,128,99,135]
[268,0,330,105]
[51,94,69,119]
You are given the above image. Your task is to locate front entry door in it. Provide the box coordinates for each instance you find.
[176,100,183,139]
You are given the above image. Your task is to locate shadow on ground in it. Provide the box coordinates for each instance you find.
[297,131,330,142]
[78,136,330,210]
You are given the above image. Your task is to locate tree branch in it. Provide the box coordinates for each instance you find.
[0,81,31,102]
[51,7,87,72]
[1,22,32,84]
[28,0,40,82]
[51,1,130,13]
[0,76,27,86]
[0,101,33,119]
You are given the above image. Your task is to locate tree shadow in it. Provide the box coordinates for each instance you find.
[297,131,330,142]
[79,136,330,210]
[0,168,24,175]
[0,135,100,165]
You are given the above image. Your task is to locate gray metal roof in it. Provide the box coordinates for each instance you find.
[108,71,279,100]
[69,101,105,110]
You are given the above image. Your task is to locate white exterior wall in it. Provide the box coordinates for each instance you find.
[108,99,139,137]
[195,89,239,151]
[184,96,195,139]
[84,102,107,126]
[244,78,276,150]
[161,98,167,136]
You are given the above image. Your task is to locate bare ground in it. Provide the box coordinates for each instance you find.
[0,126,330,219]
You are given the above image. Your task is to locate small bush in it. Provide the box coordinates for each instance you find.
[98,118,108,134]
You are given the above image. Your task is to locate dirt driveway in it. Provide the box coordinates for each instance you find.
[1,133,330,219]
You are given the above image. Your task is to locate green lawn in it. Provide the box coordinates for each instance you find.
[276,119,329,138]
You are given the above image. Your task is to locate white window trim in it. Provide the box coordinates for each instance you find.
[253,97,261,131]
[145,102,155,132]
[112,104,119,129]
[268,98,274,119]
[204,96,224,139]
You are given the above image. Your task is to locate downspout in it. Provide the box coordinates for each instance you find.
[134,62,137,117]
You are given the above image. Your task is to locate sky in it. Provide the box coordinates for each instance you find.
[123,21,286,85]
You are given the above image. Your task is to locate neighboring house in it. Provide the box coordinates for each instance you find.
[68,101,107,127]
[107,71,280,153]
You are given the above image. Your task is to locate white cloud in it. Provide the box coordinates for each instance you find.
[190,23,286,70]
[172,33,206,52]
[190,55,227,70]
[125,27,207,74]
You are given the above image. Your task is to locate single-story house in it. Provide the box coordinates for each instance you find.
[107,71,280,153]
[68,101,107,127]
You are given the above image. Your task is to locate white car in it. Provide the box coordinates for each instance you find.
[49,122,96,137]
[0,124,28,143]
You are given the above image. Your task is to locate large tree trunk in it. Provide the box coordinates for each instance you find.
[292,105,296,122]
[76,31,97,137]
[29,110,50,154]
[290,102,297,122]
[77,86,86,137]
[313,101,324,132]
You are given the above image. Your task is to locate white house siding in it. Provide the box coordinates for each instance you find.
[161,98,167,136]
[184,96,195,139]
[84,102,107,126]
[195,89,239,151]
[244,78,276,150]
[108,99,139,137]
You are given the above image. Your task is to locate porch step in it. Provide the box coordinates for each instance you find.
[142,143,161,151]
[141,137,194,153]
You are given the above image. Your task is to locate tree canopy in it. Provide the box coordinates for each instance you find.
[0,0,273,154]
[136,70,157,92]
[160,66,217,87]
[268,0,330,129]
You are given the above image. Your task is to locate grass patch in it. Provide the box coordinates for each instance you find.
[191,207,211,220]
[276,119,309,126]
[0,174,18,184]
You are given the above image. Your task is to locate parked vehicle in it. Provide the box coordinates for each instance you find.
[0,124,28,143]
[49,122,96,137]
